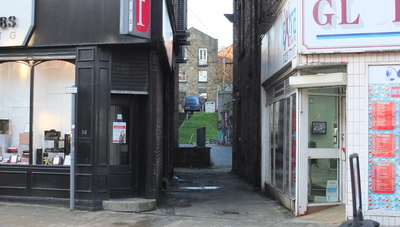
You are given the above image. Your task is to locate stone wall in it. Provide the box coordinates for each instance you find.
[174,147,211,167]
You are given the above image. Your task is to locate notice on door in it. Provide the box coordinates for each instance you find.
[326,180,338,203]
[113,122,126,143]
[372,162,395,194]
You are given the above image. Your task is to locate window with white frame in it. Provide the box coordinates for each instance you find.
[198,71,207,82]
[198,48,207,66]
[179,71,186,82]
[183,46,187,60]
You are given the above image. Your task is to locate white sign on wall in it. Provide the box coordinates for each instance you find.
[302,0,400,53]
[0,0,35,47]
[261,0,297,81]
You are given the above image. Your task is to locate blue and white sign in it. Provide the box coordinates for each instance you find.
[261,0,297,81]
[326,180,338,202]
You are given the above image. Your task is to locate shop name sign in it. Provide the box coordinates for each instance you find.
[0,0,35,47]
[302,0,400,52]
[120,0,151,39]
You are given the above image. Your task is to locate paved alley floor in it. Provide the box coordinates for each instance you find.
[0,166,344,227]
[0,145,350,227]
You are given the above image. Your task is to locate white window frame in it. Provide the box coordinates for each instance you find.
[183,46,187,60]
[199,48,207,66]
[179,71,186,82]
[198,71,207,82]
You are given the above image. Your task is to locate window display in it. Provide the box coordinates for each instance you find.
[0,60,75,165]
[0,62,30,164]
[268,94,297,198]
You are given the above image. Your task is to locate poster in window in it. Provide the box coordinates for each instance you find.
[372,134,395,157]
[368,65,400,210]
[371,162,395,194]
[113,122,126,143]
[371,101,395,131]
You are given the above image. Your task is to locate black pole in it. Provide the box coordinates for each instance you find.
[339,153,380,227]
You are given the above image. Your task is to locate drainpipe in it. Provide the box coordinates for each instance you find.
[69,87,77,211]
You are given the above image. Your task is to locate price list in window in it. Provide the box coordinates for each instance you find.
[368,65,400,211]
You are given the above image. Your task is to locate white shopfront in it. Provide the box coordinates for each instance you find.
[261,0,400,225]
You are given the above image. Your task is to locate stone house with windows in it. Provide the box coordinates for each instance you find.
[179,27,218,109]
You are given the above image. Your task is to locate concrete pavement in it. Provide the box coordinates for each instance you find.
[0,145,347,227]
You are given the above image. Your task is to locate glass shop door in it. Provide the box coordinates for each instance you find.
[302,88,346,207]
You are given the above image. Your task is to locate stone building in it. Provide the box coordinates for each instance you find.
[179,27,218,107]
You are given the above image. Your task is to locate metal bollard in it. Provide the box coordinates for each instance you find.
[196,127,206,147]
[339,153,380,227]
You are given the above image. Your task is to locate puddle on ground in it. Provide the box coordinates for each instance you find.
[214,210,240,215]
[178,186,222,190]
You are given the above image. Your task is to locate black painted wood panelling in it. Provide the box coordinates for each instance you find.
[0,171,28,189]
[31,172,70,190]
[111,48,149,92]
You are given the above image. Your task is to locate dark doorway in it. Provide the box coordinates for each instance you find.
[108,95,138,198]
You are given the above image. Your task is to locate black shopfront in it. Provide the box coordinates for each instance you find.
[0,0,179,210]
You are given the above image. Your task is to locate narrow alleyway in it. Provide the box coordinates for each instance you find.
[0,145,345,227]
[156,145,344,227]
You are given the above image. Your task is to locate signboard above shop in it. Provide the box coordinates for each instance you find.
[120,0,151,39]
[0,0,35,47]
[302,0,400,53]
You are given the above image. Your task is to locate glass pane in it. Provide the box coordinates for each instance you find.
[270,104,274,184]
[33,61,75,165]
[290,94,297,198]
[109,105,130,165]
[0,62,30,164]
[274,100,284,189]
[308,158,339,203]
[284,98,290,194]
[308,94,338,148]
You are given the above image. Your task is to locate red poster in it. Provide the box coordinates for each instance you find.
[372,162,395,194]
[391,86,400,97]
[372,134,395,157]
[372,101,395,131]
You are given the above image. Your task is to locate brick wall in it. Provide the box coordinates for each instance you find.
[232,0,262,187]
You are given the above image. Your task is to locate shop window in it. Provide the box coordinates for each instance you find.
[0,62,30,164]
[0,60,75,166]
[32,60,75,166]
[269,94,297,198]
